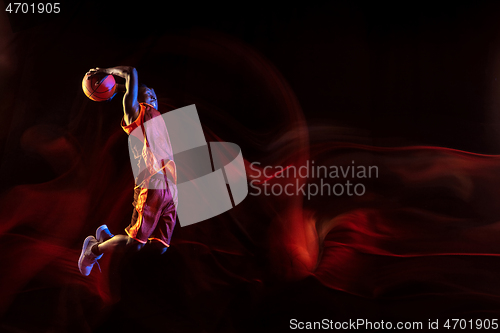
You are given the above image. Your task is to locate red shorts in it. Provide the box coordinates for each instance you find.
[125,175,178,247]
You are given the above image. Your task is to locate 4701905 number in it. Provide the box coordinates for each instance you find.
[444,319,498,330]
[5,3,60,14]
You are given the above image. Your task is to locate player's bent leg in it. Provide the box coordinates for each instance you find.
[95,234,147,254]
[126,236,146,252]
[78,233,150,276]
[143,240,168,255]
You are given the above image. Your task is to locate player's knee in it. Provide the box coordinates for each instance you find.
[135,242,146,251]
[144,241,168,255]
[126,237,145,252]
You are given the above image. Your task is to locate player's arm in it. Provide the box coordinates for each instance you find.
[86,66,140,125]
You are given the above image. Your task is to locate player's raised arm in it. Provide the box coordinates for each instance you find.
[86,66,140,125]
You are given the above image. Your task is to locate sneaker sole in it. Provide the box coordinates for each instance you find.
[78,236,94,276]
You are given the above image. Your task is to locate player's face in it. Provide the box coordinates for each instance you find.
[140,87,158,109]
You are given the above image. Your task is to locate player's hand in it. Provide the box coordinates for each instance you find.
[86,67,106,79]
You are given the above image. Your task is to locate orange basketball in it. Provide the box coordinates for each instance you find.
[82,72,116,101]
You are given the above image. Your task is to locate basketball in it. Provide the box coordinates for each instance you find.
[82,72,116,101]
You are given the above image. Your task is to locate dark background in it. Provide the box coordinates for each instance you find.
[5,1,500,156]
[3,1,500,332]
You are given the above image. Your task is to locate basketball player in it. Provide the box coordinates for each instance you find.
[78,66,178,276]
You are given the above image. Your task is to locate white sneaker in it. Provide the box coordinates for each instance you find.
[78,236,103,276]
[96,224,114,243]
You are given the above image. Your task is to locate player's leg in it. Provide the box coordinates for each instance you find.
[97,184,164,257]
[79,233,148,274]
[143,240,168,255]
[137,177,175,254]
[78,180,167,276]
[94,234,145,254]
[78,188,149,276]
[78,233,145,276]
[145,180,177,254]
[121,181,168,255]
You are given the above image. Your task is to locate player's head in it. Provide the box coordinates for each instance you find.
[138,83,158,110]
